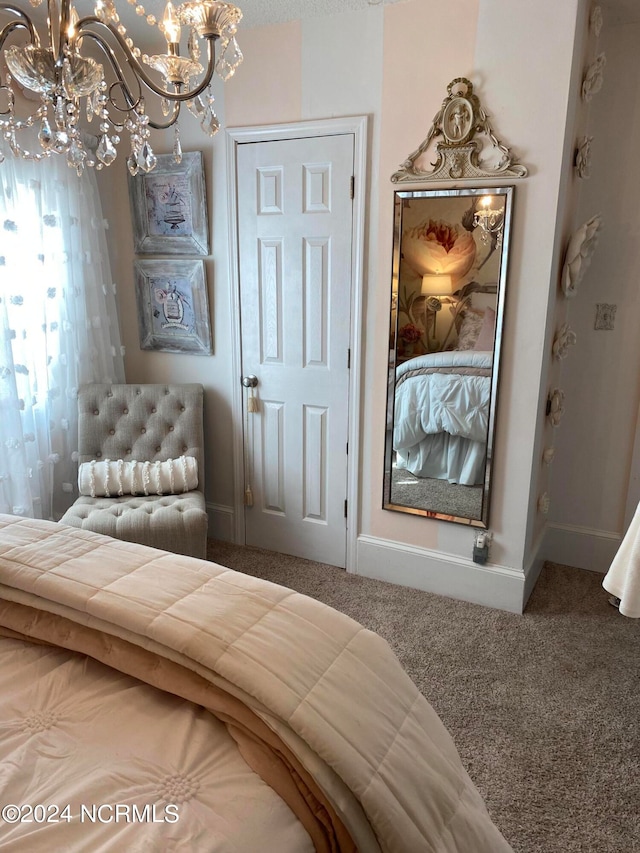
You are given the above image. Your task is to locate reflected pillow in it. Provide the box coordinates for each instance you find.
[473,306,496,351]
[78,457,198,498]
[456,308,484,350]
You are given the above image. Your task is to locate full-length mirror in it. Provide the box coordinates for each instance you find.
[383,186,513,527]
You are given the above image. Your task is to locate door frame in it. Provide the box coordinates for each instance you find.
[225,116,367,572]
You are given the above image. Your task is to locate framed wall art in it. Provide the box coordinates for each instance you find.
[128,151,210,255]
[134,259,213,354]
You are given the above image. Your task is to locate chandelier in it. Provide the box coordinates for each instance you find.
[472,195,504,246]
[0,0,242,173]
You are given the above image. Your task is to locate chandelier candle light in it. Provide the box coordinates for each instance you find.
[473,195,504,245]
[0,0,243,173]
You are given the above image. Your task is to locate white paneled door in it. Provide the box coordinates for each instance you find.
[237,133,354,567]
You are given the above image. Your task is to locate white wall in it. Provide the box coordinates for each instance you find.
[98,0,590,611]
[546,8,640,572]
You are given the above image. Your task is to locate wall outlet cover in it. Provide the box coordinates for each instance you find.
[595,303,616,330]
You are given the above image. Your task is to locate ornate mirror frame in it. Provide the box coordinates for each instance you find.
[383,185,514,528]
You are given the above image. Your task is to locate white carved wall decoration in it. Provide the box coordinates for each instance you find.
[553,323,577,360]
[575,136,593,179]
[547,389,565,427]
[561,213,603,298]
[590,5,603,37]
[582,53,606,102]
[538,492,551,515]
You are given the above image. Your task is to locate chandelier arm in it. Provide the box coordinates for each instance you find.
[76,17,217,102]
[0,7,39,47]
[47,0,69,67]
[77,31,179,130]
[78,30,143,111]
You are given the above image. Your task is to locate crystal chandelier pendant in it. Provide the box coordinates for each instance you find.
[215,36,242,81]
[127,154,139,176]
[161,97,171,116]
[136,141,157,173]
[201,108,220,137]
[188,28,201,63]
[38,116,53,149]
[67,138,87,174]
[96,133,118,165]
[173,125,182,163]
[187,94,206,118]
[52,130,71,153]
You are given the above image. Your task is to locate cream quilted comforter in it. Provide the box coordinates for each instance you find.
[0,515,513,852]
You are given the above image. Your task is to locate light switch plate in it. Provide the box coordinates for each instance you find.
[595,303,616,330]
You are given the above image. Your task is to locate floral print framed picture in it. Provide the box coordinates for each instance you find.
[127,151,210,255]
[134,259,212,354]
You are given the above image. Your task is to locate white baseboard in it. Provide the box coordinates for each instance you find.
[206,503,234,542]
[355,535,526,614]
[543,522,621,574]
[523,525,547,609]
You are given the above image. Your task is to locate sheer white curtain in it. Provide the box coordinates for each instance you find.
[0,157,125,520]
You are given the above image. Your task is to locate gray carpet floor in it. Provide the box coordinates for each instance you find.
[389,466,483,518]
[207,539,640,853]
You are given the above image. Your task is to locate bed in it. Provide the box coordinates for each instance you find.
[0,514,512,852]
[393,349,492,486]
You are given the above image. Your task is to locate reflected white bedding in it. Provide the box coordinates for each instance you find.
[394,350,492,485]
[0,635,312,852]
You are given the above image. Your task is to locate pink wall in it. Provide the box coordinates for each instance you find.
[225,21,303,128]
[362,0,480,550]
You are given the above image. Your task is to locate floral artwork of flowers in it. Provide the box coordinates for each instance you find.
[398,323,422,344]
[393,192,507,358]
[401,218,477,280]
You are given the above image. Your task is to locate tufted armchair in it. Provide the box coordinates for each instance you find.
[60,383,208,558]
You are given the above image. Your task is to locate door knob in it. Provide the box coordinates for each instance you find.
[241,375,258,388]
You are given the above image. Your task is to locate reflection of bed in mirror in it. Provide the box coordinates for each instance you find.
[394,348,491,483]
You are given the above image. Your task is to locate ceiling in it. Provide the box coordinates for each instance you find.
[236,0,406,29]
[234,0,640,29]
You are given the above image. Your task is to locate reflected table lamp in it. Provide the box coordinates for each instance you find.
[421,273,453,348]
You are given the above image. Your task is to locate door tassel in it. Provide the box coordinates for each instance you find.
[244,485,254,506]
[247,388,259,413]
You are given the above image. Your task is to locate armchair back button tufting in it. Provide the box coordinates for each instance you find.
[109,429,115,435]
